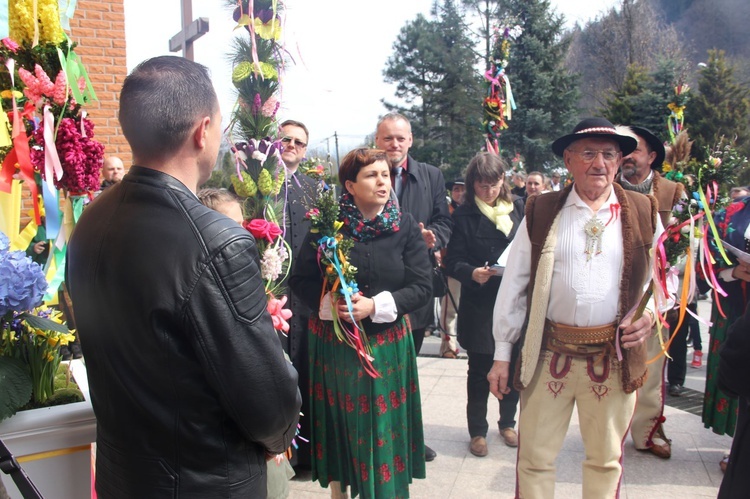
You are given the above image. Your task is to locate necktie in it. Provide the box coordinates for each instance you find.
[395,166,404,197]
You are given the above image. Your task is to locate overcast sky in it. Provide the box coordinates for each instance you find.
[123,0,618,155]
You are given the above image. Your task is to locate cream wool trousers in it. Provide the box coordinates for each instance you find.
[517,350,636,498]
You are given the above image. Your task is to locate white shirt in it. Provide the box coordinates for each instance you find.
[492,187,663,362]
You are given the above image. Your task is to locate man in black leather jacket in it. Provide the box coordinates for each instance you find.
[66,56,301,498]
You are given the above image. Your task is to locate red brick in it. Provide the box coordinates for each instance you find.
[103,12,125,22]
[71,27,96,38]
[83,11,103,20]
[81,37,113,48]
[81,19,113,30]
[79,2,110,12]
[74,45,105,56]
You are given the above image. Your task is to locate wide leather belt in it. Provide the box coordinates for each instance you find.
[543,319,617,357]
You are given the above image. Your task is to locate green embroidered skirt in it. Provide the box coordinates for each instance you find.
[309,316,426,498]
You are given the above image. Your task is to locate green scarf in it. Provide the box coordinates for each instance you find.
[475,196,513,236]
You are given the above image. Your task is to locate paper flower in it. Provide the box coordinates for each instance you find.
[266,294,292,333]
[0,235,48,316]
[244,219,282,243]
[260,246,284,281]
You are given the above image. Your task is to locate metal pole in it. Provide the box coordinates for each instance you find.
[334,132,340,173]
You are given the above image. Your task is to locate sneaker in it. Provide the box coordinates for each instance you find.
[469,436,488,457]
[691,350,703,368]
[668,384,684,397]
[499,427,518,447]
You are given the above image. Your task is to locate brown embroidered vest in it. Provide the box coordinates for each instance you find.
[517,183,658,393]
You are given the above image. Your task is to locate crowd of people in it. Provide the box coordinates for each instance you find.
[50,55,747,498]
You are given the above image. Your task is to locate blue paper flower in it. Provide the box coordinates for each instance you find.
[0,238,48,316]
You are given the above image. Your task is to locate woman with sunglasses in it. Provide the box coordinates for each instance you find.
[290,148,431,498]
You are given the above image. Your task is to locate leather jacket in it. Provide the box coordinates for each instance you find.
[67,166,301,498]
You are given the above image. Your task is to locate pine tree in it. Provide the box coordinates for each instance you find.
[383,0,482,176]
[496,0,579,169]
[686,49,750,161]
[603,64,648,126]
[629,59,684,142]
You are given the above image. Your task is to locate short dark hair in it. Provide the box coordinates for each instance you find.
[464,152,512,206]
[279,120,309,142]
[119,56,218,162]
[338,148,389,186]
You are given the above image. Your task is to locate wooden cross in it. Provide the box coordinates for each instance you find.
[169,0,209,61]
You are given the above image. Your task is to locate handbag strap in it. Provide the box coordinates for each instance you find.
[0,438,44,499]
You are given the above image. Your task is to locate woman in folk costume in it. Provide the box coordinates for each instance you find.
[700,197,750,472]
[290,148,431,498]
[445,153,525,456]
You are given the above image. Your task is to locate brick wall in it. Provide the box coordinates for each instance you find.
[68,0,131,165]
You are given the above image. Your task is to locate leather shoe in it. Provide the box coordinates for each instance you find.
[424,444,436,462]
[648,437,671,459]
[668,384,684,397]
[469,436,488,457]
[500,427,518,447]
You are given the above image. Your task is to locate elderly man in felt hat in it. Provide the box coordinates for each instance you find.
[616,125,684,460]
[487,117,662,497]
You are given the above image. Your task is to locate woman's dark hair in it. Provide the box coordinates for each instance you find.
[464,152,512,206]
[338,148,389,186]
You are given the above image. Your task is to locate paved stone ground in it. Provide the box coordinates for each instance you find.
[289,298,733,498]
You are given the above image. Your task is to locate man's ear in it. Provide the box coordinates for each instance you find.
[192,116,211,149]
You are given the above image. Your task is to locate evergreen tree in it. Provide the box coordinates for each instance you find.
[629,59,683,141]
[603,64,648,126]
[383,0,482,177]
[496,0,579,169]
[686,49,750,161]
[602,60,685,142]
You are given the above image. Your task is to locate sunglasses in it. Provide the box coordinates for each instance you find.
[281,136,307,148]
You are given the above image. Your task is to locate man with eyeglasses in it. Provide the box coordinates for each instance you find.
[278,119,319,470]
[488,117,662,497]
[375,112,452,463]
[615,125,685,461]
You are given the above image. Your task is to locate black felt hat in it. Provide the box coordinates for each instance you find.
[446,178,465,190]
[628,126,666,170]
[551,117,637,157]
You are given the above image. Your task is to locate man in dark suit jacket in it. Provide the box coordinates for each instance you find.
[278,119,319,469]
[375,112,452,462]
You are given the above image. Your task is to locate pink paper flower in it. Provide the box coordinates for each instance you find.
[243,218,282,242]
[2,38,19,52]
[267,294,293,333]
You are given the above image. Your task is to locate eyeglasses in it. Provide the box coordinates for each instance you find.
[568,149,620,163]
[281,136,307,148]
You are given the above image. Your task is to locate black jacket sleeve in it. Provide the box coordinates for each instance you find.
[426,167,453,251]
[718,300,750,399]
[445,210,482,290]
[289,231,326,313]
[392,215,433,315]
[186,235,301,454]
